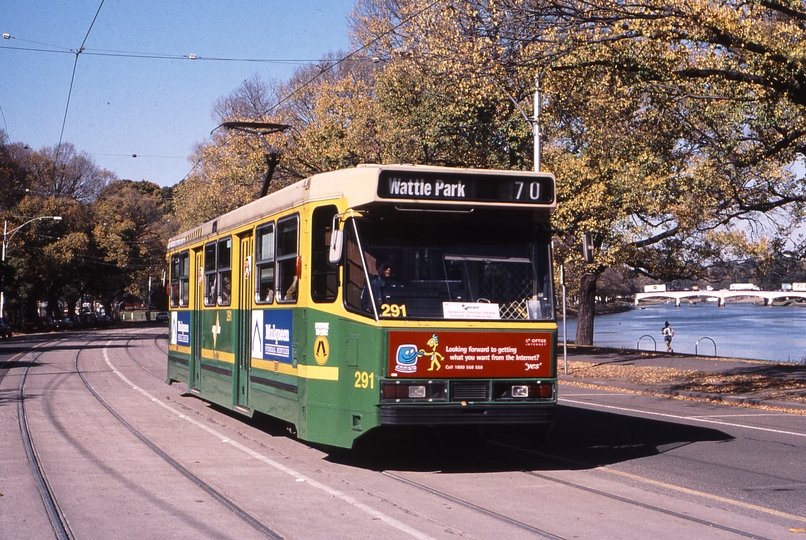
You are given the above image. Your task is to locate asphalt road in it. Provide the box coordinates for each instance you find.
[1,327,804,539]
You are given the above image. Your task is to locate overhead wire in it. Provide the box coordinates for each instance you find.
[57,0,107,158]
[177,0,442,184]
[0,42,322,64]
[5,0,441,184]
[0,101,8,137]
[266,0,441,115]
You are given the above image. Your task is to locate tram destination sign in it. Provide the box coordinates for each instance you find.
[377,170,554,205]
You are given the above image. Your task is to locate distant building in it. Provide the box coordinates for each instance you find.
[729,283,760,291]
[644,284,667,292]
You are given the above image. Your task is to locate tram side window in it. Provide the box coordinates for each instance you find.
[169,251,189,308]
[204,242,217,306]
[180,252,190,306]
[277,216,299,303]
[311,205,338,303]
[344,223,367,313]
[217,238,232,306]
[255,223,275,303]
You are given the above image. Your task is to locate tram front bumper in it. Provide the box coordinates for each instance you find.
[379,403,555,426]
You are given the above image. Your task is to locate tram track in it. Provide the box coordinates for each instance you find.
[91,328,796,539]
[16,343,75,540]
[381,470,566,539]
[7,329,802,539]
[374,435,779,540]
[13,330,283,540]
[77,332,284,539]
[118,332,169,383]
[483,437,784,539]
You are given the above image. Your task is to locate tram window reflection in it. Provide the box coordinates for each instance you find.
[255,224,275,303]
[204,242,217,306]
[217,238,232,306]
[276,216,299,304]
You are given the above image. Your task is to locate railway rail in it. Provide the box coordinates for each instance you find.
[8,330,282,539]
[2,327,803,539]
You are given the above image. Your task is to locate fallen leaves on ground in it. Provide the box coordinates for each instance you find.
[567,361,806,403]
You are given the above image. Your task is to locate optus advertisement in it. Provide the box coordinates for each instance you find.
[388,331,553,378]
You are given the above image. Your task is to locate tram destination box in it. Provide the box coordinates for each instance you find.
[377,170,555,205]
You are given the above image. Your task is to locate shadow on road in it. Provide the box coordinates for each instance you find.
[325,404,732,473]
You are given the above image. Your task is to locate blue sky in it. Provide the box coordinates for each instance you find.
[1,1,358,187]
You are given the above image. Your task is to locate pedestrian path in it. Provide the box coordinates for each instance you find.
[559,346,806,412]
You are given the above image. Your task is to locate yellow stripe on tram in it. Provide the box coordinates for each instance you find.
[201,348,235,363]
[251,358,339,381]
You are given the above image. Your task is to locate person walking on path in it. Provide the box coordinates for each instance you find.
[662,321,675,352]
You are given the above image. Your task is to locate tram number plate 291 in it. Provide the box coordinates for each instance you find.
[354,371,375,389]
[380,304,407,318]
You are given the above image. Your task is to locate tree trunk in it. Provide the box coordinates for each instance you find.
[575,272,597,346]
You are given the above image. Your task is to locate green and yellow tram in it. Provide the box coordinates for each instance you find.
[167,164,558,448]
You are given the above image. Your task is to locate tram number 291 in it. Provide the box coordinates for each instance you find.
[354,371,375,389]
[380,303,406,318]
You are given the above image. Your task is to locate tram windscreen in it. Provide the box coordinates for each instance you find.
[343,210,554,321]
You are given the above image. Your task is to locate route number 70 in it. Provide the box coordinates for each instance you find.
[514,181,542,201]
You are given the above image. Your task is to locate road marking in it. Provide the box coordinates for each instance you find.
[102,343,434,540]
[494,436,806,525]
[560,397,806,438]
[601,467,806,523]
[561,392,634,397]
[695,413,794,419]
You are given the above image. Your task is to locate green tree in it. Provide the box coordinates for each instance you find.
[0,131,30,214]
[173,75,287,230]
[365,0,806,344]
[91,180,177,314]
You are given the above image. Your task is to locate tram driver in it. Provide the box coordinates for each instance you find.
[361,259,403,312]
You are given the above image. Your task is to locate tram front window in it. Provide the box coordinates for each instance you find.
[344,211,554,321]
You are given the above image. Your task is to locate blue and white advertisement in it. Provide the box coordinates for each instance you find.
[251,309,294,363]
[170,311,191,346]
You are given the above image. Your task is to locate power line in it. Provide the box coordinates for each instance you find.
[56,0,106,155]
[0,42,331,65]
[91,152,187,159]
[0,101,8,136]
[4,1,441,187]
[267,0,442,115]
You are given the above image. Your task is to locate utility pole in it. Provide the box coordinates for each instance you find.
[534,76,541,172]
[1,216,62,319]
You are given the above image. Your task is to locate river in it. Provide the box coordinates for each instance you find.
[558,302,806,363]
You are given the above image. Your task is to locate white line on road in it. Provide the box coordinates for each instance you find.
[559,397,806,438]
[102,344,435,540]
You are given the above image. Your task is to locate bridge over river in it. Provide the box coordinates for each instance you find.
[634,289,806,307]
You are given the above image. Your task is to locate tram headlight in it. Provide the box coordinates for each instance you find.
[492,381,555,400]
[511,385,529,398]
[380,381,447,402]
[408,385,426,399]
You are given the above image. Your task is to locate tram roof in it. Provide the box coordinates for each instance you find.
[168,164,556,250]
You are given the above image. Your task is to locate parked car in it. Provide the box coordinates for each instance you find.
[76,313,98,328]
[24,317,52,332]
[52,317,75,331]
[155,311,169,323]
[0,319,11,339]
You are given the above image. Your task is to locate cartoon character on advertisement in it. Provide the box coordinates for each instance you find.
[394,333,444,374]
[421,334,444,372]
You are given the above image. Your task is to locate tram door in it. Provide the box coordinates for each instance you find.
[191,249,203,391]
[237,233,253,409]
